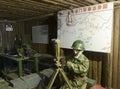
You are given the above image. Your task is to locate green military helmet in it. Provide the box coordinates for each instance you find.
[72,40,85,50]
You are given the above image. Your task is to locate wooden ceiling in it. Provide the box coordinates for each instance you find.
[0,0,118,21]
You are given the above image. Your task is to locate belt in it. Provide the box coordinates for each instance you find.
[74,76,85,81]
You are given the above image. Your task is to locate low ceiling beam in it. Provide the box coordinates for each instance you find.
[17,13,54,22]
[85,0,99,4]
[15,0,61,11]
[55,0,85,7]
[42,0,70,8]
[53,0,80,7]
[74,0,93,6]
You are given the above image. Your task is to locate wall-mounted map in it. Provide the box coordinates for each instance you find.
[32,25,48,44]
[57,2,113,53]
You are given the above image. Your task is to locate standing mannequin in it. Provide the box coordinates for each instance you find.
[60,40,89,89]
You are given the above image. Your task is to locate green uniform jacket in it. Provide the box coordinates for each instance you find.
[60,54,89,89]
[67,54,89,78]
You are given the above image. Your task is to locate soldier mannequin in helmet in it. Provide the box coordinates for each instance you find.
[60,40,89,89]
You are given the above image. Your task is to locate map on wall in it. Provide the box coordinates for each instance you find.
[57,2,113,53]
[32,25,48,44]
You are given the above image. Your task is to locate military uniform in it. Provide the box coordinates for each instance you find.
[60,40,89,89]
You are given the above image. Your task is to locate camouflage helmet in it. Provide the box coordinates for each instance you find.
[72,40,85,50]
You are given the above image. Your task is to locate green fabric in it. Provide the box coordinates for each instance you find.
[67,54,89,77]
[60,54,89,89]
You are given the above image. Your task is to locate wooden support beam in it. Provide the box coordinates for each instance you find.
[42,0,79,8]
[62,0,85,7]
[112,7,120,89]
[95,0,107,3]
[0,11,25,17]
[0,20,16,23]
[56,0,80,7]
[16,0,62,10]
[95,0,102,3]
[84,0,99,4]
[0,0,51,13]
[42,0,72,8]
[114,1,120,6]
[108,0,116,1]
[0,6,38,16]
[17,13,54,22]
[74,0,93,6]
[0,1,42,14]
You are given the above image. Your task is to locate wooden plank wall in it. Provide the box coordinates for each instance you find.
[15,16,57,54]
[112,4,120,89]
[84,52,109,88]
[0,22,17,53]
[0,16,57,54]
[22,19,48,53]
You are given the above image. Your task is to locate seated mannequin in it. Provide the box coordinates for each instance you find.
[60,40,89,89]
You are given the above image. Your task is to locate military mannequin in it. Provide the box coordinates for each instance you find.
[60,40,89,89]
[17,43,36,58]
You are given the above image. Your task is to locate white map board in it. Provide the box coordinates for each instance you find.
[57,2,113,53]
[32,25,48,44]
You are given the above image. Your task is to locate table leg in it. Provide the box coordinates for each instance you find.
[18,60,22,77]
[35,57,39,73]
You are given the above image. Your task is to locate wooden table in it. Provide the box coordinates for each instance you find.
[0,53,54,77]
[0,54,27,77]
